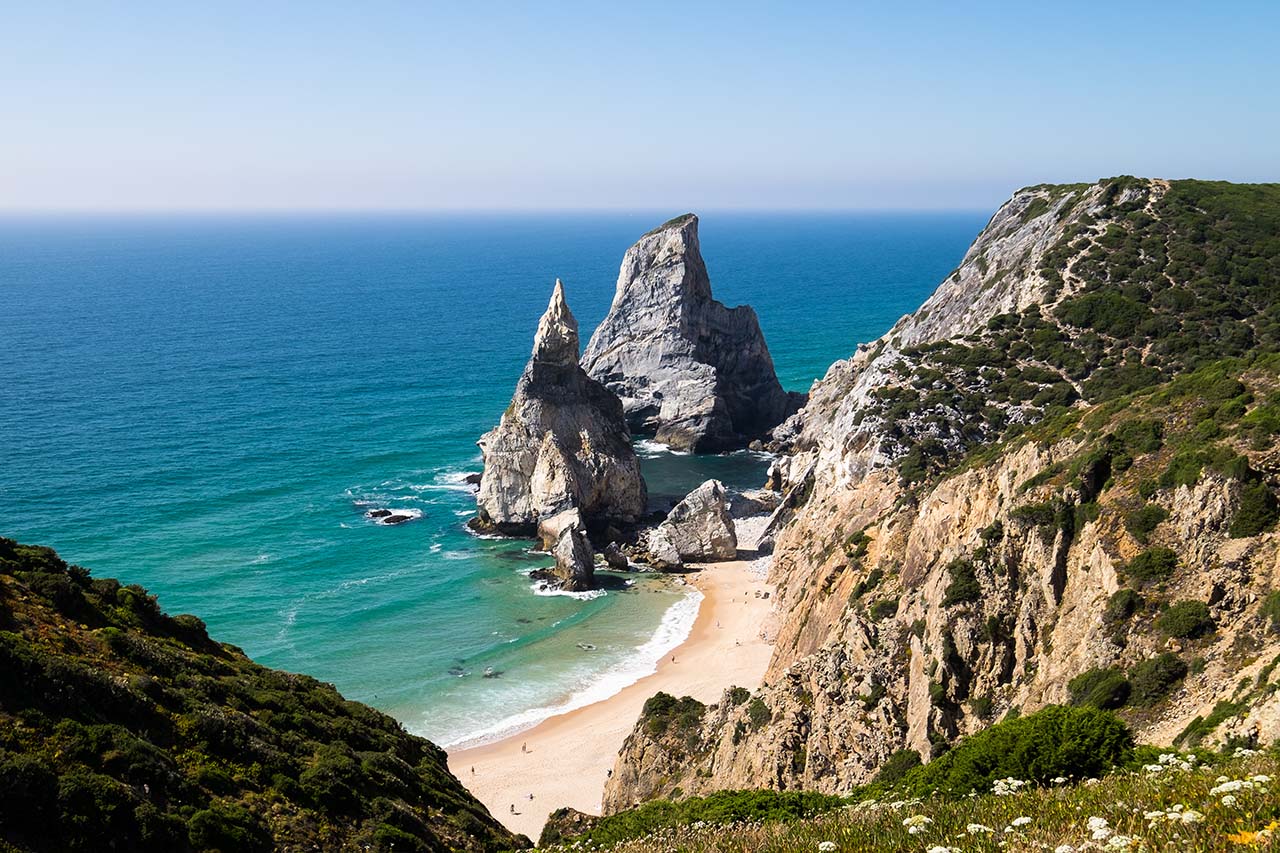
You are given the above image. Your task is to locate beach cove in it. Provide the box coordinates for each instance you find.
[450,517,778,839]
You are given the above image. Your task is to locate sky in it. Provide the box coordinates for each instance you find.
[1,2,1277,212]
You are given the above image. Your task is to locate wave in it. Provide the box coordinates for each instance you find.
[530,581,607,601]
[633,438,690,457]
[442,585,704,749]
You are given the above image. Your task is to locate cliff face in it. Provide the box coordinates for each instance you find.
[582,214,800,452]
[475,281,647,534]
[606,178,1280,810]
[0,537,526,852]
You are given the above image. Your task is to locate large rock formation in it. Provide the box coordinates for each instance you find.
[647,479,738,567]
[604,178,1280,809]
[474,281,647,535]
[581,214,800,452]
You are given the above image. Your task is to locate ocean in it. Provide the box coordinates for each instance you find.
[0,211,983,746]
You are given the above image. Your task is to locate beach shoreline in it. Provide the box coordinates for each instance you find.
[447,552,776,840]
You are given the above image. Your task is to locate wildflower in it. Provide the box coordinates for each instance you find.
[1055,846,1076,853]
[903,814,933,834]
[1088,816,1112,840]
[818,843,837,852]
[1107,835,1133,849]
[1252,774,1272,784]
[1011,816,1032,827]
[1052,776,1067,785]
[966,824,994,834]
[1180,809,1204,824]
[1221,794,1237,807]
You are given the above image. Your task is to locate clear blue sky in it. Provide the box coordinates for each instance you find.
[2,2,1277,211]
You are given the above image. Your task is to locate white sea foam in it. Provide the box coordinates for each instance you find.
[366,507,423,525]
[530,582,607,601]
[443,585,704,749]
[633,438,690,457]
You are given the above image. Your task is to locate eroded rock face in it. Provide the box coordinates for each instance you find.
[651,479,738,564]
[581,214,800,452]
[475,281,647,534]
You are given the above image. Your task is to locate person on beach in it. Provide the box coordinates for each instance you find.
[521,742,527,753]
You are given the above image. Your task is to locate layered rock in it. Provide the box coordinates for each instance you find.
[604,178,1280,809]
[581,214,800,452]
[646,479,738,567]
[474,281,647,534]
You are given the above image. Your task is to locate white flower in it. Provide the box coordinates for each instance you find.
[1055,846,1077,853]
[1107,835,1133,849]
[903,814,933,834]
[1253,774,1272,784]
[1088,816,1112,840]
[967,824,994,834]
[1179,809,1204,824]
[1011,816,1032,828]
[1052,776,1067,785]
[1221,794,1237,806]
[818,842,837,852]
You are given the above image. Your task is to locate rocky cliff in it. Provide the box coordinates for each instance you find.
[582,214,800,452]
[605,178,1280,810]
[475,280,647,535]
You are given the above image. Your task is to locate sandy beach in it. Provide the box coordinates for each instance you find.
[448,549,777,840]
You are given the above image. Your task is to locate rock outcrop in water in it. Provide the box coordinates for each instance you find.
[474,281,647,535]
[532,508,595,591]
[581,214,800,452]
[646,479,738,567]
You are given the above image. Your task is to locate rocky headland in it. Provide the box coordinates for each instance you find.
[602,178,1280,809]
[582,214,802,452]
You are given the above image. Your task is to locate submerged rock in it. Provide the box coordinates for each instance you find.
[474,281,647,535]
[651,479,738,565]
[581,214,801,452]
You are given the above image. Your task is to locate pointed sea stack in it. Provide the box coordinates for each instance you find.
[473,280,647,535]
[581,214,801,452]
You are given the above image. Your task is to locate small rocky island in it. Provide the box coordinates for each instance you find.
[582,213,802,451]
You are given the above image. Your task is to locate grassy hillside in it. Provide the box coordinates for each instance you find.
[0,537,527,853]
[544,707,1280,852]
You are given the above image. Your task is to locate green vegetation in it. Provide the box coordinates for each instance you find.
[0,537,522,853]
[1263,591,1280,632]
[942,558,981,606]
[870,749,921,786]
[1125,503,1169,543]
[895,705,1133,798]
[548,751,1280,852]
[1068,667,1131,710]
[1230,479,1280,537]
[1104,588,1143,623]
[642,693,707,748]
[1156,601,1215,640]
[1128,652,1189,706]
[1123,546,1179,585]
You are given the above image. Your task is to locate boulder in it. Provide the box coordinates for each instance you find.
[474,281,647,534]
[529,509,595,591]
[602,542,630,571]
[653,479,738,563]
[581,214,802,452]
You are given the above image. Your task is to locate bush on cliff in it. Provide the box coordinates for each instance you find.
[895,705,1134,798]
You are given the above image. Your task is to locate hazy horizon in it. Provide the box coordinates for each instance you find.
[3,2,1278,213]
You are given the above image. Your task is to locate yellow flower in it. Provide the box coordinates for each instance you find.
[1226,829,1258,844]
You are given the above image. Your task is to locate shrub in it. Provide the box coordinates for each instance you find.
[1104,589,1143,623]
[187,802,272,852]
[1263,591,1280,632]
[942,559,981,607]
[897,705,1133,797]
[1067,667,1131,709]
[1125,504,1169,544]
[746,698,771,731]
[726,686,750,706]
[1229,480,1279,537]
[1123,547,1178,584]
[1114,418,1164,453]
[869,597,899,621]
[1128,652,1189,705]
[642,693,706,738]
[1156,601,1214,639]
[871,749,922,787]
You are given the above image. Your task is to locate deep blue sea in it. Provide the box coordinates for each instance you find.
[0,212,982,745]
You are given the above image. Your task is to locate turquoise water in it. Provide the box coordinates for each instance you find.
[0,212,982,745]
